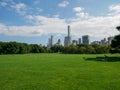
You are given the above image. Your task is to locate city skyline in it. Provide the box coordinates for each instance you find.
[47,25,113,47]
[0,0,120,45]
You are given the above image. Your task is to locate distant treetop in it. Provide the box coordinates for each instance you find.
[116,26,120,31]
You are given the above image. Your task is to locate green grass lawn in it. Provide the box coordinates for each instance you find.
[0,54,120,90]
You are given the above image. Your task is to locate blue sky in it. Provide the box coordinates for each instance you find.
[0,0,120,45]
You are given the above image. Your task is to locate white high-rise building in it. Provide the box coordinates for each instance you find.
[47,35,54,48]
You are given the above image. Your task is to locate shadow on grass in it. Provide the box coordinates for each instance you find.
[85,56,120,62]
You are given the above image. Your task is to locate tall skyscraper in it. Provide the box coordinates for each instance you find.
[64,25,71,46]
[47,35,54,48]
[82,35,90,45]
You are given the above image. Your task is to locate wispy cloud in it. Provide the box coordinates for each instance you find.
[36,8,43,13]
[0,0,15,7]
[0,0,43,16]
[0,1,27,15]
[58,1,69,8]
[0,1,7,7]
[10,3,27,16]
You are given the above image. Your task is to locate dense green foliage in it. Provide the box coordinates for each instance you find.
[110,34,120,53]
[51,44,110,54]
[110,26,120,53]
[0,54,120,90]
[116,26,120,31]
[0,42,47,54]
[0,41,112,54]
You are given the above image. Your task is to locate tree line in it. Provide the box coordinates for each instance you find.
[0,42,47,54]
[0,41,112,54]
[51,44,110,54]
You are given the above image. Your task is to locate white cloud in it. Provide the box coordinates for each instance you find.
[0,15,67,36]
[0,23,8,34]
[76,12,89,18]
[58,1,69,8]
[73,7,84,12]
[7,26,45,36]
[26,15,67,26]
[108,4,120,15]
[70,14,120,41]
[0,23,45,36]
[26,15,34,20]
[109,4,120,12]
[11,3,27,16]
[73,7,89,18]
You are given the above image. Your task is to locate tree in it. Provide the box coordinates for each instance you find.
[110,26,120,53]
[3,42,20,54]
[78,46,86,54]
[0,42,6,54]
[116,26,120,32]
[85,45,95,54]
[51,45,64,53]
[111,35,120,53]
[19,43,30,54]
[30,44,40,53]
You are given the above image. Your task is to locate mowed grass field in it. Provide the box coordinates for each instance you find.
[0,54,120,90]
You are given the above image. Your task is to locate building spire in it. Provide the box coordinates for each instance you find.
[68,25,70,37]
